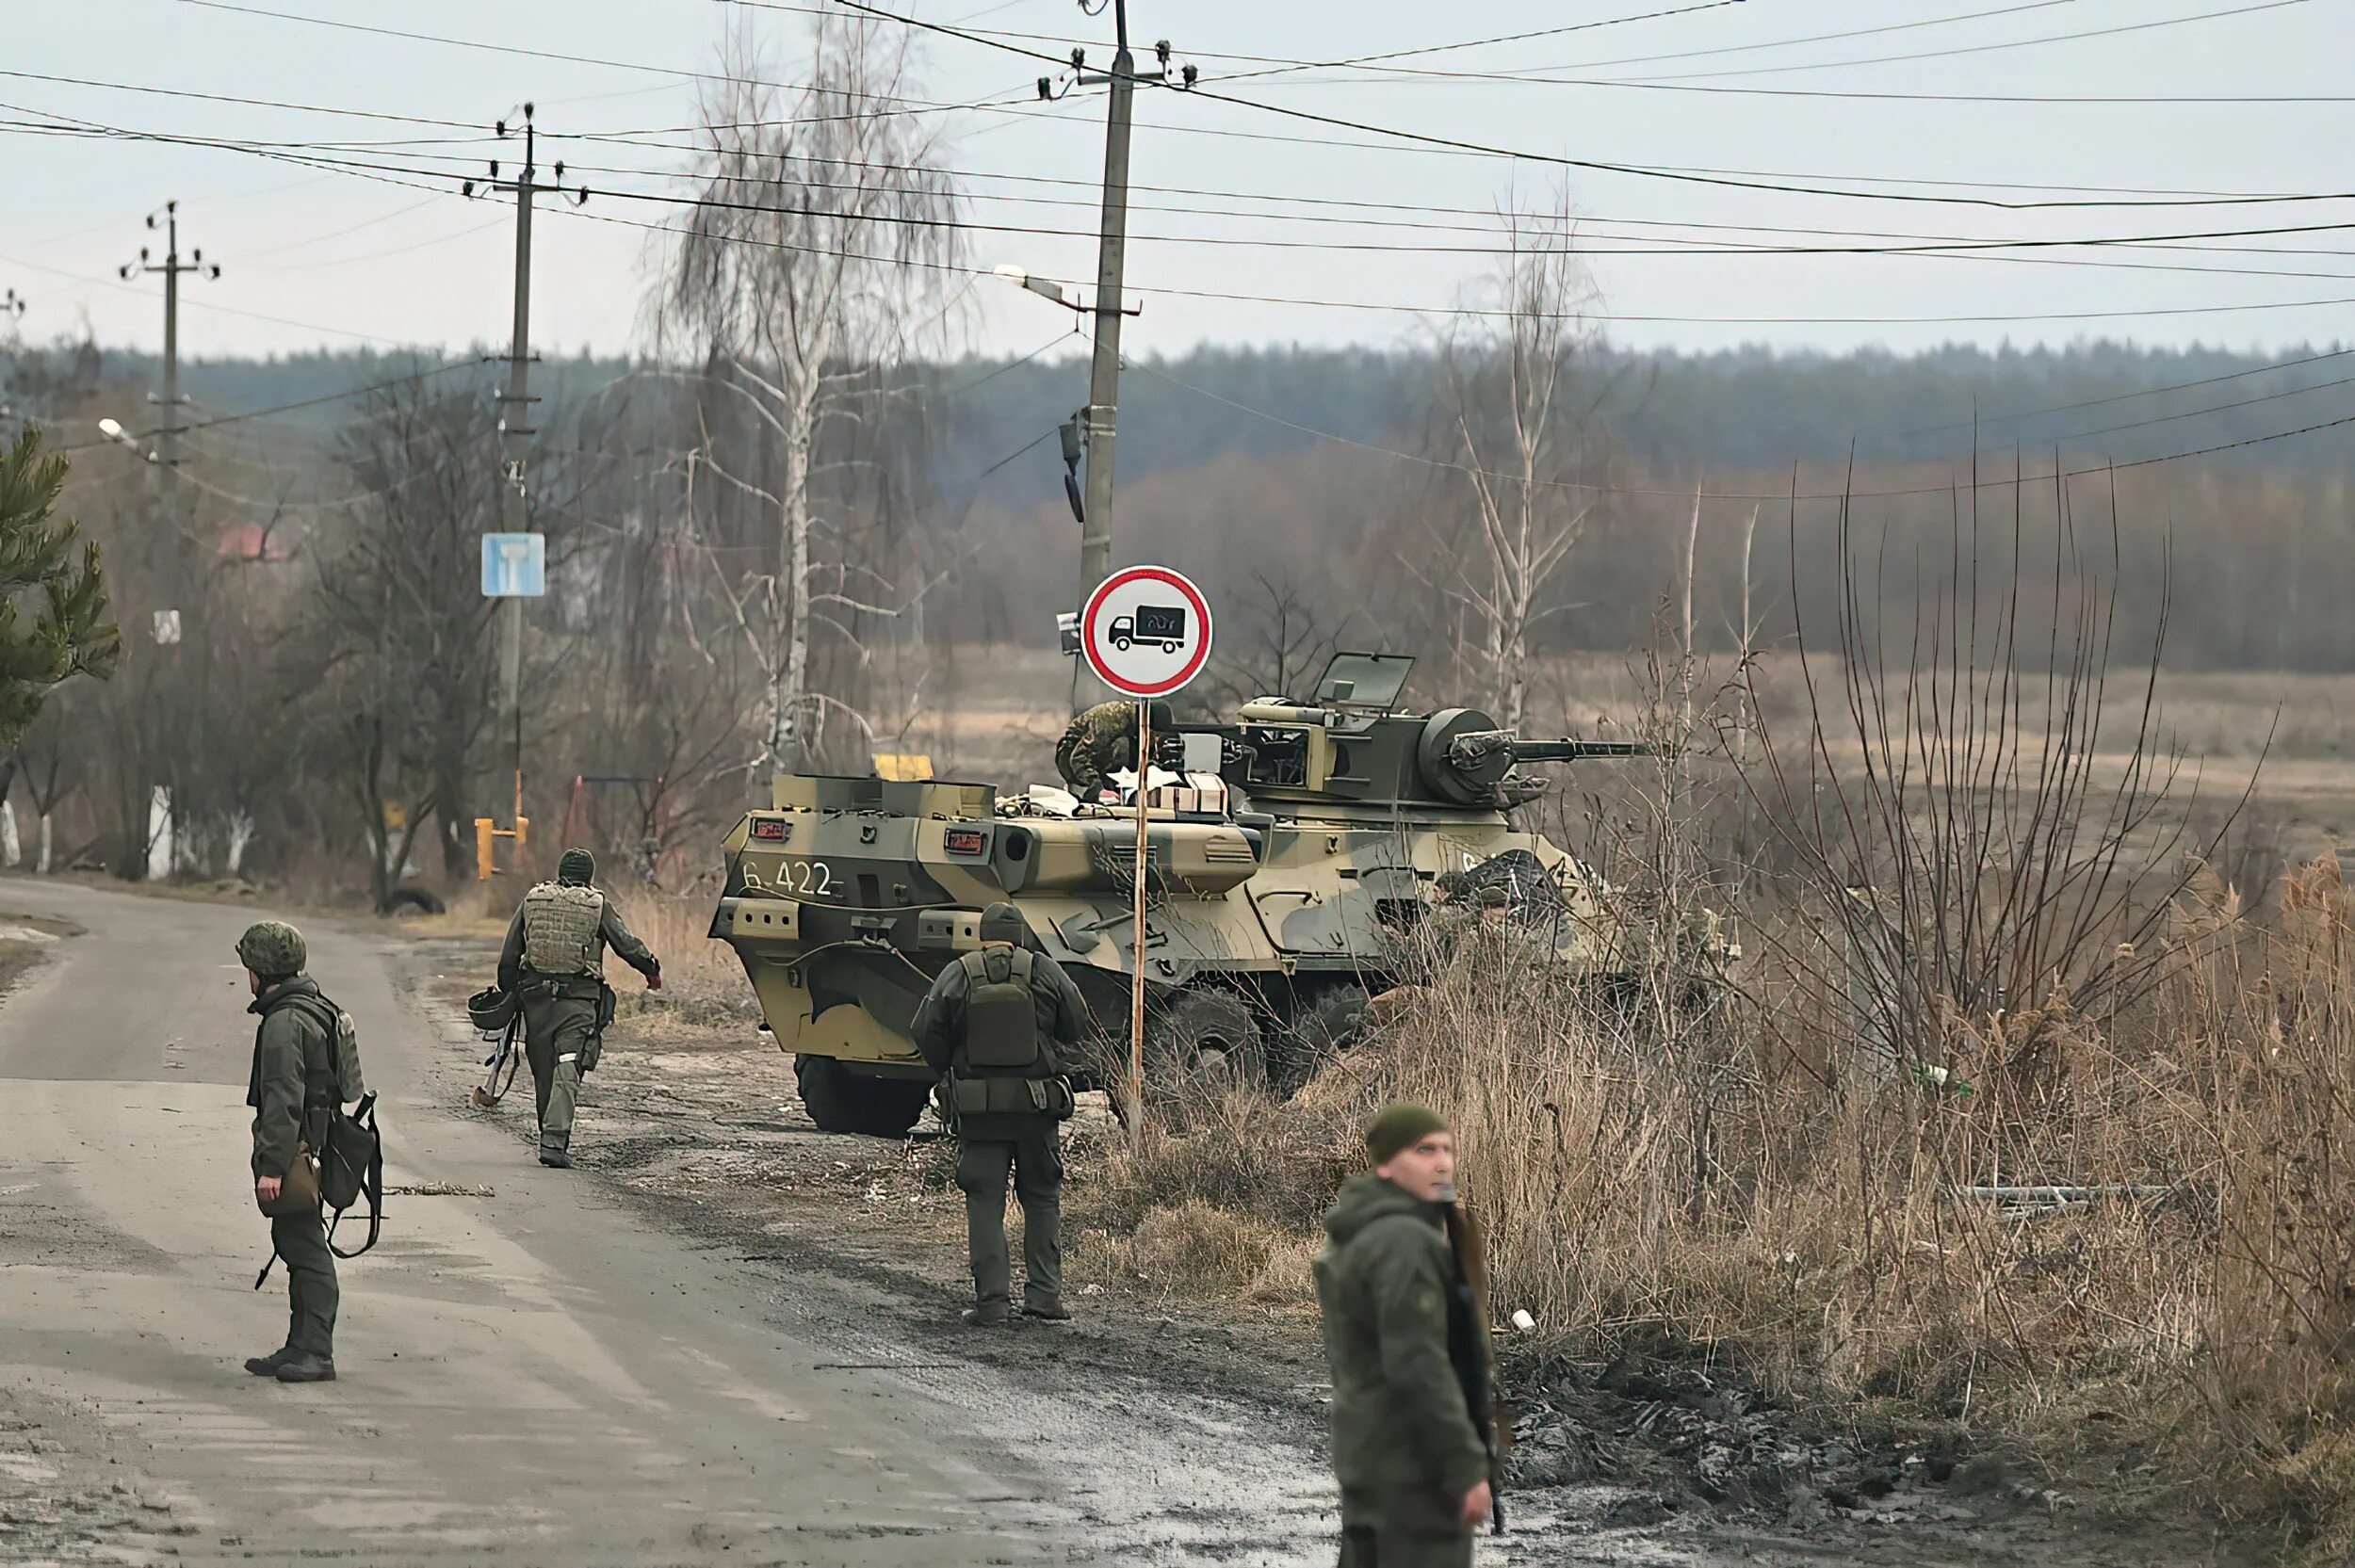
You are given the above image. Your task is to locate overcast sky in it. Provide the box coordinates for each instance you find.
[8,0,2353,364]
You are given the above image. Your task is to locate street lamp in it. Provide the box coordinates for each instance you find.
[97,417,158,462]
[992,264,1082,315]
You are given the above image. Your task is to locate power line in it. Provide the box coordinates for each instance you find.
[35,103,2355,318]
[829,0,2355,207]
[1602,0,2314,84]
[171,0,1038,124]
[1225,0,2316,87]
[49,358,493,451]
[0,247,425,347]
[0,65,486,129]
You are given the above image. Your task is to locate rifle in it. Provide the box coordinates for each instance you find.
[1440,1200,1508,1535]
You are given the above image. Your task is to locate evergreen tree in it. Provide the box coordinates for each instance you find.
[0,428,120,748]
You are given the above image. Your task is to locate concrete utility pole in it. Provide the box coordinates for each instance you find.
[125,203,219,581]
[122,205,218,881]
[1079,0,1137,598]
[469,105,584,854]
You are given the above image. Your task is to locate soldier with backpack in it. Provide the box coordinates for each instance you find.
[240,919,361,1384]
[909,902,1090,1326]
[496,848,661,1169]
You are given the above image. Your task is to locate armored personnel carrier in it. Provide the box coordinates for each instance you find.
[712,653,1663,1133]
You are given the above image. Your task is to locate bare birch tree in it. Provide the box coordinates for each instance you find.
[1429,188,1613,731]
[657,16,962,775]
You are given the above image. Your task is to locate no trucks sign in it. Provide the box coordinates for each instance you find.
[1080,565,1213,698]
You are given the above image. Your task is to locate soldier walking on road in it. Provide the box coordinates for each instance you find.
[240,920,341,1384]
[910,902,1089,1327]
[497,848,661,1169]
[1315,1104,1502,1568]
[1054,699,1175,802]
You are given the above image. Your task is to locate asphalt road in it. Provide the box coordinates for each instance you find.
[0,881,1085,1566]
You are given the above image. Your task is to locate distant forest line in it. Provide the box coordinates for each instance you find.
[10,336,2355,677]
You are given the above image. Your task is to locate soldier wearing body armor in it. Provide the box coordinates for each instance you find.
[1054,699,1176,802]
[910,902,1090,1326]
[239,919,342,1384]
[496,848,661,1168]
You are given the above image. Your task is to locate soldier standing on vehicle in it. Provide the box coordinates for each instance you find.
[240,920,341,1384]
[910,902,1090,1327]
[496,848,661,1169]
[1054,699,1175,802]
[1315,1104,1502,1568]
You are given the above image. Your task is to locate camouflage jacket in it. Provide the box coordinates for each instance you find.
[1053,702,1138,797]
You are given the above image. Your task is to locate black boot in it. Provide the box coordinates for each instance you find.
[962,1303,1013,1328]
[539,1146,572,1169]
[274,1353,336,1383]
[244,1348,294,1377]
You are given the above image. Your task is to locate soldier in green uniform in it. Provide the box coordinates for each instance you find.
[910,902,1090,1326]
[496,848,661,1169]
[1054,699,1175,801]
[239,920,341,1384]
[1315,1104,1496,1568]
[1439,884,1558,999]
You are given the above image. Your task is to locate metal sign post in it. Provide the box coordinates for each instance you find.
[1129,700,1151,1138]
[1079,564,1212,1142]
[478,532,546,878]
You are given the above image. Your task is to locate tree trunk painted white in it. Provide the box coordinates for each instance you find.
[226,813,254,877]
[0,801,20,869]
[145,786,174,882]
[771,385,818,773]
[35,813,51,876]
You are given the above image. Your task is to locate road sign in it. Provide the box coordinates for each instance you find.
[480,532,545,598]
[1080,564,1212,698]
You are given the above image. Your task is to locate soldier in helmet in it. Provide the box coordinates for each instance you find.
[1440,885,1558,999]
[910,902,1091,1326]
[496,848,661,1169]
[1054,699,1176,802]
[238,919,340,1383]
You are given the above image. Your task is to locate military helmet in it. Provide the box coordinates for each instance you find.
[236,919,307,980]
[1475,884,1512,910]
[467,985,518,1032]
[558,847,595,885]
[979,902,1025,946]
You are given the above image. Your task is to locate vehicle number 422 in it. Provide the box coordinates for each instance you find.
[776,858,834,897]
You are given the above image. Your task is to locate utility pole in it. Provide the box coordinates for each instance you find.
[1079,1,1136,598]
[122,205,218,881]
[0,290,24,427]
[125,204,219,564]
[466,105,585,870]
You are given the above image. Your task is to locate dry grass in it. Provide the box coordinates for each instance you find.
[1079,861,2355,1551]
[604,884,760,1029]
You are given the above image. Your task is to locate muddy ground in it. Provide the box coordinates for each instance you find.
[393,935,2263,1567]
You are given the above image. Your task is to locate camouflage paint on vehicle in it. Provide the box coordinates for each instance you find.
[713,653,1684,1128]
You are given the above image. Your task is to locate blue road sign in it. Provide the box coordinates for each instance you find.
[480,532,545,597]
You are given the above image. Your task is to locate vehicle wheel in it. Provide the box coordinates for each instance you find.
[795,1055,930,1137]
[1277,981,1369,1093]
[1145,988,1268,1118]
[1161,641,1179,654]
[1113,636,1132,651]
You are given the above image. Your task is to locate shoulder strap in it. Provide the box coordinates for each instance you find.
[326,1093,383,1261]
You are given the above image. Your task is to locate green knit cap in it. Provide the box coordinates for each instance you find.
[1366,1102,1450,1166]
[558,847,595,885]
